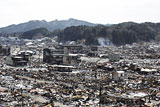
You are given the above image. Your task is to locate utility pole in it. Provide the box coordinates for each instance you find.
[21,88,24,107]
[99,83,102,107]
[39,49,41,63]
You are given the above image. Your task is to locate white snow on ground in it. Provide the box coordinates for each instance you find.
[97,37,112,46]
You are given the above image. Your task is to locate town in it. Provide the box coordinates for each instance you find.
[0,37,160,107]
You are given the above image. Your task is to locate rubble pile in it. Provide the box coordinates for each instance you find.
[0,38,160,106]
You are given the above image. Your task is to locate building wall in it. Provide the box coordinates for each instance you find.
[0,46,10,56]
[5,57,14,66]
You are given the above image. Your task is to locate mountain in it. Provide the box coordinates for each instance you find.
[19,22,160,46]
[57,22,159,46]
[0,18,96,34]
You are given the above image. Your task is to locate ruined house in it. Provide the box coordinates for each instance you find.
[0,45,10,56]
[5,56,28,66]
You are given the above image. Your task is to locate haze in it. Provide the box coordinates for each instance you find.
[0,0,159,27]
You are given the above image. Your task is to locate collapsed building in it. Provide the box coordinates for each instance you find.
[0,45,10,56]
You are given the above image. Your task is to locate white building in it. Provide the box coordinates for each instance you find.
[112,71,125,81]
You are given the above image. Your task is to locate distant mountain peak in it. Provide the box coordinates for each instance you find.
[68,18,77,20]
[0,18,96,34]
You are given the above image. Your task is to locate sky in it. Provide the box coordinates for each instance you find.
[0,0,160,27]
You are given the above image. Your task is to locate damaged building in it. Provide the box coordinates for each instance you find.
[5,56,28,66]
[43,47,80,65]
[5,50,34,67]
[0,45,10,56]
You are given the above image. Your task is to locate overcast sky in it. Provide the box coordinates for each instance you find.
[0,0,159,27]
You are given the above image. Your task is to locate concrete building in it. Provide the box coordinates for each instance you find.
[43,48,80,65]
[5,56,28,66]
[63,45,83,54]
[0,45,10,56]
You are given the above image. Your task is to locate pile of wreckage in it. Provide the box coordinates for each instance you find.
[0,40,159,106]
